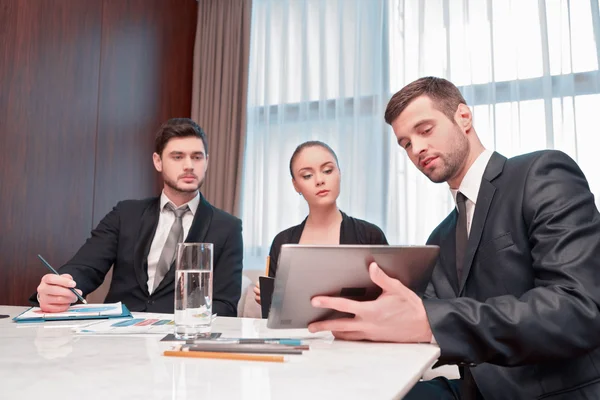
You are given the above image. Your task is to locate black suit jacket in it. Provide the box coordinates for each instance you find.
[267,211,388,278]
[424,150,600,400]
[33,194,243,316]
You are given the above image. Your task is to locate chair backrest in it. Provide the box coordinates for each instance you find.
[86,266,113,303]
[237,269,262,318]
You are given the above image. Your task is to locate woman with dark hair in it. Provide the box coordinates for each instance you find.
[254,140,388,304]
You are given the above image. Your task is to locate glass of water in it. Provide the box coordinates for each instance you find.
[174,243,213,339]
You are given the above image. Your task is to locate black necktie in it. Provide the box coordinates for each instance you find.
[456,192,468,281]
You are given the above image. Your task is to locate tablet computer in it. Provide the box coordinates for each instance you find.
[266,244,439,329]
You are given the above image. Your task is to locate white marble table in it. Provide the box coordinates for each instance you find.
[0,306,439,400]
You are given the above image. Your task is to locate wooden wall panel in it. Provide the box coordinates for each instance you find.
[92,0,197,226]
[0,0,198,305]
[0,0,103,305]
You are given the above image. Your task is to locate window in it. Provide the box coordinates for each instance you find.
[242,0,600,269]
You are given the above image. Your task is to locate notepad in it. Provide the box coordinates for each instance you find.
[12,302,131,323]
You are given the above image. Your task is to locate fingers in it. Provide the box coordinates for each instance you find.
[49,294,78,303]
[332,331,367,341]
[253,284,262,304]
[38,273,81,312]
[39,302,71,313]
[42,284,78,297]
[369,262,406,294]
[41,273,76,288]
[308,317,359,333]
[311,296,363,315]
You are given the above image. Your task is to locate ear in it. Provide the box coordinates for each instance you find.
[204,154,209,171]
[455,104,473,133]
[152,152,162,172]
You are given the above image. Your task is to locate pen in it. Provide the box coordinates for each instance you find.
[164,350,286,363]
[37,254,87,304]
[186,338,304,346]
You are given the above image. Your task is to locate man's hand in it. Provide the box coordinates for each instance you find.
[37,273,83,313]
[253,281,261,305]
[308,262,433,343]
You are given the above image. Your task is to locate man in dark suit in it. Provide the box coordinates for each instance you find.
[34,118,243,317]
[307,77,600,399]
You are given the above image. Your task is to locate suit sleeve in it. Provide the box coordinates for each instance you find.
[424,151,600,366]
[211,218,243,317]
[30,203,120,304]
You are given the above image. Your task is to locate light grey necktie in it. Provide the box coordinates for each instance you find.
[153,203,189,291]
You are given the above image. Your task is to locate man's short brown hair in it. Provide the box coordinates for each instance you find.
[384,77,467,125]
[155,118,208,157]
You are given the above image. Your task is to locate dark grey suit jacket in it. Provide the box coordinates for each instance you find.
[32,194,243,317]
[424,150,600,400]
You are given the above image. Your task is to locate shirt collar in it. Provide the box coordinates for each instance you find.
[450,149,494,208]
[160,191,200,215]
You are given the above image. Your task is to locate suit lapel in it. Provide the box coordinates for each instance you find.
[458,152,506,295]
[133,198,160,296]
[153,193,214,295]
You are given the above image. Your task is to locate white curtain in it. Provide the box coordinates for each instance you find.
[242,0,600,270]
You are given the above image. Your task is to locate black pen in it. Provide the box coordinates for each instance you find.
[37,254,87,304]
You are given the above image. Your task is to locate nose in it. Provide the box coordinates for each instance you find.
[183,156,194,170]
[315,172,325,186]
[410,136,427,158]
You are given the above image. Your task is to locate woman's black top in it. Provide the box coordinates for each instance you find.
[268,211,388,278]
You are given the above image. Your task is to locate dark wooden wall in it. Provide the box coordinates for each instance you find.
[0,0,197,305]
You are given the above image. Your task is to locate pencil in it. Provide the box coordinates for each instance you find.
[163,350,285,363]
[265,255,271,276]
[37,254,87,304]
[182,343,304,354]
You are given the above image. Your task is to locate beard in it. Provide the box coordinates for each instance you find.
[163,174,204,193]
[423,126,470,184]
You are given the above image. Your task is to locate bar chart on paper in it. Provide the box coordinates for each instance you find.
[76,316,176,335]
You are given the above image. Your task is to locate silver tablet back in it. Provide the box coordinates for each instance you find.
[267,244,439,329]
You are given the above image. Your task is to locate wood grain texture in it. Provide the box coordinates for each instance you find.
[0,0,103,305]
[0,0,198,305]
[92,0,197,227]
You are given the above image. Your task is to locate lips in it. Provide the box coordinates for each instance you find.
[420,156,437,169]
[316,190,330,196]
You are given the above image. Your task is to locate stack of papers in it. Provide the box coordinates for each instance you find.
[13,302,131,323]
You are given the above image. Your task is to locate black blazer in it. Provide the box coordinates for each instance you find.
[32,194,243,316]
[424,151,600,400]
[268,211,388,278]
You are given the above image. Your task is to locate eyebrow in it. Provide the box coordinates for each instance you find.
[297,161,335,173]
[169,150,205,156]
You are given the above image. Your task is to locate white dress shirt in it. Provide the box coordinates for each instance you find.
[147,191,200,293]
[450,149,494,236]
[430,149,493,345]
